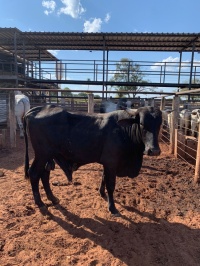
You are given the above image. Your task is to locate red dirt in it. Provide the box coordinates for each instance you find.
[1,137,200,266]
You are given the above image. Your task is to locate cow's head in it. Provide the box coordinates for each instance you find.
[124,107,162,156]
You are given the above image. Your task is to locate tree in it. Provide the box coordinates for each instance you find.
[62,87,73,97]
[110,58,151,97]
[78,92,88,98]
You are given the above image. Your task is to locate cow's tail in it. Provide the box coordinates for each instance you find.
[23,116,30,179]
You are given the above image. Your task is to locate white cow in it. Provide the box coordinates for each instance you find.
[179,109,191,135]
[162,109,172,130]
[191,109,200,137]
[15,92,30,138]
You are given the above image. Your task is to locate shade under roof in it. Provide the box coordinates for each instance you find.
[1,27,200,61]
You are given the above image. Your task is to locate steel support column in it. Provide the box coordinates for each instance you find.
[102,38,105,99]
[106,50,109,99]
[23,39,26,87]
[178,51,182,90]
[189,43,195,101]
[39,50,41,89]
[14,31,18,88]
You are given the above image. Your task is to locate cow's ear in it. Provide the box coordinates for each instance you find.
[117,117,138,127]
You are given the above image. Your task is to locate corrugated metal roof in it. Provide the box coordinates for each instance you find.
[1,27,200,62]
[0,28,58,61]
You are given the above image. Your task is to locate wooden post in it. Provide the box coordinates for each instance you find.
[0,134,3,149]
[150,99,155,107]
[9,91,16,148]
[71,98,74,111]
[144,99,148,106]
[194,122,200,183]
[170,95,179,154]
[174,129,178,158]
[0,129,6,149]
[88,93,94,114]
[160,96,166,111]
[2,129,6,148]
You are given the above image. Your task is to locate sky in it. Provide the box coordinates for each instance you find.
[1,0,200,94]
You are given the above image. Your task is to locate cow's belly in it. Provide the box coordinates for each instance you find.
[116,151,144,178]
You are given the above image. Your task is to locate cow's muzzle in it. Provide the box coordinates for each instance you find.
[144,148,161,156]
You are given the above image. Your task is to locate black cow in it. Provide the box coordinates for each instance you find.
[23,105,162,215]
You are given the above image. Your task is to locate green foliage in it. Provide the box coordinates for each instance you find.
[110,58,147,97]
[77,92,88,98]
[62,87,73,97]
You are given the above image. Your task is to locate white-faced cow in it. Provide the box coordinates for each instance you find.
[23,105,162,215]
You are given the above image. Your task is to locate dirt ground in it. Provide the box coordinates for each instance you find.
[1,136,200,266]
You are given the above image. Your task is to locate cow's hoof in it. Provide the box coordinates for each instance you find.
[51,196,60,205]
[100,193,107,201]
[99,190,106,199]
[111,212,121,217]
[39,205,49,215]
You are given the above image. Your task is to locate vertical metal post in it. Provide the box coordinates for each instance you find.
[178,51,182,85]
[189,43,195,101]
[14,31,18,88]
[102,38,105,99]
[194,66,197,83]
[96,64,98,82]
[128,61,130,82]
[163,62,166,83]
[93,60,96,81]
[23,39,27,87]
[39,50,41,89]
[160,66,162,83]
[106,50,109,99]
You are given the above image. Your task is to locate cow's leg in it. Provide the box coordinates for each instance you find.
[103,167,119,215]
[16,115,24,138]
[28,159,47,213]
[41,170,60,205]
[99,171,106,198]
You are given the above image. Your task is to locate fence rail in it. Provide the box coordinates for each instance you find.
[1,59,200,88]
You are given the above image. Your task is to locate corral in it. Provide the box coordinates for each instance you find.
[1,28,200,265]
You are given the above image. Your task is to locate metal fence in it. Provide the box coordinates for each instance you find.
[1,59,200,87]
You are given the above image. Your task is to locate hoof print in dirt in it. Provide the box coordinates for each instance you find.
[73,181,82,186]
